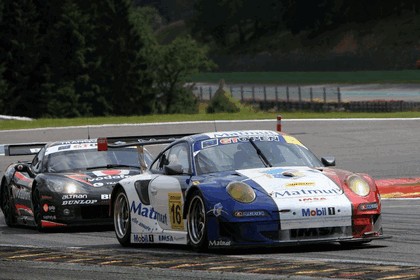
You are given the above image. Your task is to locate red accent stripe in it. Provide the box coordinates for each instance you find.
[41,220,67,228]
[14,172,32,183]
[375,178,420,198]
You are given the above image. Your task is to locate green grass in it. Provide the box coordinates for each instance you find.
[190,70,420,84]
[2,110,419,131]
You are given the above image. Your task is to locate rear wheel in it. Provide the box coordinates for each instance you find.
[113,189,131,246]
[1,184,16,226]
[187,191,208,251]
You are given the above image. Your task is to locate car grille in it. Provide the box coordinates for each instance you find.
[80,205,109,219]
[262,226,352,241]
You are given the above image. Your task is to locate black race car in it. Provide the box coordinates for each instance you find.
[0,138,154,231]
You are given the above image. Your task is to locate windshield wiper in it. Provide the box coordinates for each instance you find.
[86,164,141,170]
[249,138,272,168]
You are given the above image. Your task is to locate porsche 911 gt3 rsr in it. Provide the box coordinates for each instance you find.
[109,130,386,251]
[0,138,154,231]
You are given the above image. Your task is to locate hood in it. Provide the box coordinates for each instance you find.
[237,166,352,230]
[60,169,141,188]
[237,166,343,199]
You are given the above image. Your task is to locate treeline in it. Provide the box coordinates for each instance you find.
[187,0,420,48]
[0,0,213,118]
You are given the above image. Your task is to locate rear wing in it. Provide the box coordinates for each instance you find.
[97,133,193,151]
[0,143,46,156]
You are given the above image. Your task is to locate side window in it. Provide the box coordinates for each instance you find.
[167,143,190,173]
[150,143,190,174]
[150,149,170,173]
[31,147,46,173]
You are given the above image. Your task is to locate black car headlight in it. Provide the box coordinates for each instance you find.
[226,181,256,203]
[346,174,370,197]
[46,178,87,194]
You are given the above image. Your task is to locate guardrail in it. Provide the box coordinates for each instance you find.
[193,85,420,112]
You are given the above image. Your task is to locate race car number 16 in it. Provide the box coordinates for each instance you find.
[168,193,184,230]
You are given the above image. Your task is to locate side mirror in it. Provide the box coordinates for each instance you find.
[321,157,336,167]
[164,164,184,175]
[14,163,36,178]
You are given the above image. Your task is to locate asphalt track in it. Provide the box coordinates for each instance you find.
[0,119,419,279]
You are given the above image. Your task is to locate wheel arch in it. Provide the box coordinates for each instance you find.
[110,183,125,217]
[183,185,202,219]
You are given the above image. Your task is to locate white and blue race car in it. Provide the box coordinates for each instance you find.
[108,130,386,251]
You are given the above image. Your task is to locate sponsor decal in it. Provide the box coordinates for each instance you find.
[209,240,231,247]
[301,207,336,217]
[41,195,53,200]
[168,193,184,230]
[101,194,111,200]
[158,235,174,242]
[42,215,57,220]
[201,139,218,149]
[62,200,97,205]
[234,210,267,217]
[273,188,341,198]
[133,234,154,243]
[283,135,305,147]
[213,131,278,138]
[298,197,327,202]
[15,189,31,201]
[219,135,279,145]
[62,194,87,200]
[207,202,228,217]
[58,145,71,151]
[58,140,96,145]
[131,217,152,231]
[285,182,315,187]
[130,201,168,225]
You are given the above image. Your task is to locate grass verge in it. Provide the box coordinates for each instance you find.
[1,110,419,131]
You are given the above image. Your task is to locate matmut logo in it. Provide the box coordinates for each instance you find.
[302,207,336,217]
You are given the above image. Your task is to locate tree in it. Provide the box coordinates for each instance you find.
[38,0,93,117]
[92,0,156,116]
[0,0,43,118]
[152,36,215,114]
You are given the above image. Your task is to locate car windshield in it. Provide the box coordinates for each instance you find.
[45,147,149,172]
[194,139,322,175]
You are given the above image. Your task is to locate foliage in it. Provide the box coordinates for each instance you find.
[0,1,215,118]
[188,0,420,49]
[152,36,215,113]
[206,81,241,113]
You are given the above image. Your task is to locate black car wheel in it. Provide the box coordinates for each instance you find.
[1,184,16,226]
[32,187,44,232]
[113,188,131,246]
[187,191,208,251]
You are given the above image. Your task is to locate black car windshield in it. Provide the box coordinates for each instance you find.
[194,139,323,175]
[45,147,149,172]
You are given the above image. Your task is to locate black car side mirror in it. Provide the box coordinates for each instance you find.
[164,164,184,175]
[15,163,36,178]
[321,157,336,167]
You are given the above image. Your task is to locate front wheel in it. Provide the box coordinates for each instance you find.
[1,184,16,227]
[113,188,131,246]
[187,191,208,251]
[32,187,45,232]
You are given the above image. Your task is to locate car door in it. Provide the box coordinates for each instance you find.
[148,142,192,232]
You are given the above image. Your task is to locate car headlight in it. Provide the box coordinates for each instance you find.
[226,182,256,203]
[347,175,370,196]
[46,178,86,194]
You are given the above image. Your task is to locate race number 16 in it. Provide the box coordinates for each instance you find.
[168,193,184,230]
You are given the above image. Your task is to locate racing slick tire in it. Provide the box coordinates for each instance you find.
[1,184,16,227]
[187,191,208,252]
[113,188,132,247]
[32,187,45,232]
